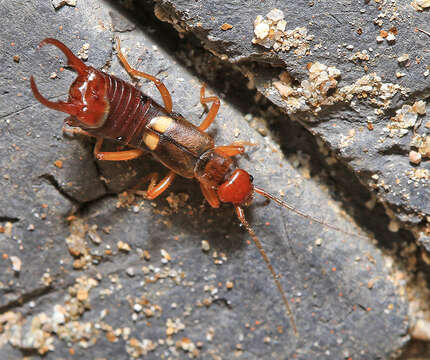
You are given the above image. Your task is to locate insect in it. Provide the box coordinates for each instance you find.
[31,38,360,335]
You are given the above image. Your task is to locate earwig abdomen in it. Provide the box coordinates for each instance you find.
[84,70,214,178]
[89,72,153,145]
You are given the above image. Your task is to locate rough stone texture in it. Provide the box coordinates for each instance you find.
[150,0,430,249]
[0,1,410,359]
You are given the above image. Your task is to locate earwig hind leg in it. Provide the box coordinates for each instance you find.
[200,182,220,208]
[116,37,173,113]
[94,137,144,161]
[214,145,245,157]
[145,171,176,200]
[230,140,257,147]
[198,84,220,131]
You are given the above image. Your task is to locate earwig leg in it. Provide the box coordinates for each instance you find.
[198,84,220,131]
[62,125,94,138]
[230,140,257,147]
[200,182,220,208]
[214,145,245,157]
[93,137,144,161]
[116,37,173,113]
[145,171,176,200]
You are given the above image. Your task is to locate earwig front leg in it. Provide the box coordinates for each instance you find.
[116,37,173,113]
[94,137,144,161]
[198,84,220,131]
[200,182,220,208]
[145,171,176,200]
[214,145,245,157]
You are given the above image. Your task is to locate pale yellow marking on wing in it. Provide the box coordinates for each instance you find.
[149,116,173,133]
[142,131,159,151]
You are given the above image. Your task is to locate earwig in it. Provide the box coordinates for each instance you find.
[31,38,363,335]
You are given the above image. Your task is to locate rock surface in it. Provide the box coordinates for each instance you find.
[152,0,430,250]
[0,0,411,359]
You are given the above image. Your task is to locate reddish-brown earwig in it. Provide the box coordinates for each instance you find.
[30,38,361,336]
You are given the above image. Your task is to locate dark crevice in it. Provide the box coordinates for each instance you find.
[76,193,117,216]
[19,349,41,357]
[0,216,19,223]
[376,143,409,156]
[39,173,81,205]
[212,297,232,309]
[102,1,420,252]
[0,285,53,314]
[103,9,430,359]
[39,172,114,217]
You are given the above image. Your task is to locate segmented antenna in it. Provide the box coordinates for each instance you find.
[235,205,298,336]
[254,186,368,240]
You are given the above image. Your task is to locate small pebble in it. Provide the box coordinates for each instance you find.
[117,241,131,252]
[409,150,422,165]
[386,33,396,42]
[126,267,135,277]
[254,22,270,39]
[397,53,409,64]
[388,220,400,232]
[143,250,151,260]
[10,256,22,272]
[201,240,210,252]
[266,8,284,22]
[416,0,430,9]
[161,249,171,262]
[411,319,430,341]
[220,23,233,31]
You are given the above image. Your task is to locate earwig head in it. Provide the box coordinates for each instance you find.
[218,169,254,206]
[30,38,109,129]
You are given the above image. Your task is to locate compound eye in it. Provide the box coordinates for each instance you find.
[249,175,254,183]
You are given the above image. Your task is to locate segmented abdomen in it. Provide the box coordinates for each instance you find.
[95,72,164,147]
[89,70,214,179]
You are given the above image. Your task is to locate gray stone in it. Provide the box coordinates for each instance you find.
[0,1,410,359]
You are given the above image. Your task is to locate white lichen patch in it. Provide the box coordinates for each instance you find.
[272,63,407,114]
[126,337,157,358]
[176,337,199,357]
[252,9,314,55]
[0,277,99,355]
[166,318,185,336]
[410,133,430,158]
[385,101,427,137]
[411,0,430,11]
[405,168,430,183]
[349,50,370,62]
[386,105,419,136]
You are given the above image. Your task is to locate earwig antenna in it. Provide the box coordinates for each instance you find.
[416,28,430,37]
[235,205,298,336]
[254,186,368,240]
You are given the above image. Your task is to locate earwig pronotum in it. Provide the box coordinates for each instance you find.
[30,38,363,335]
